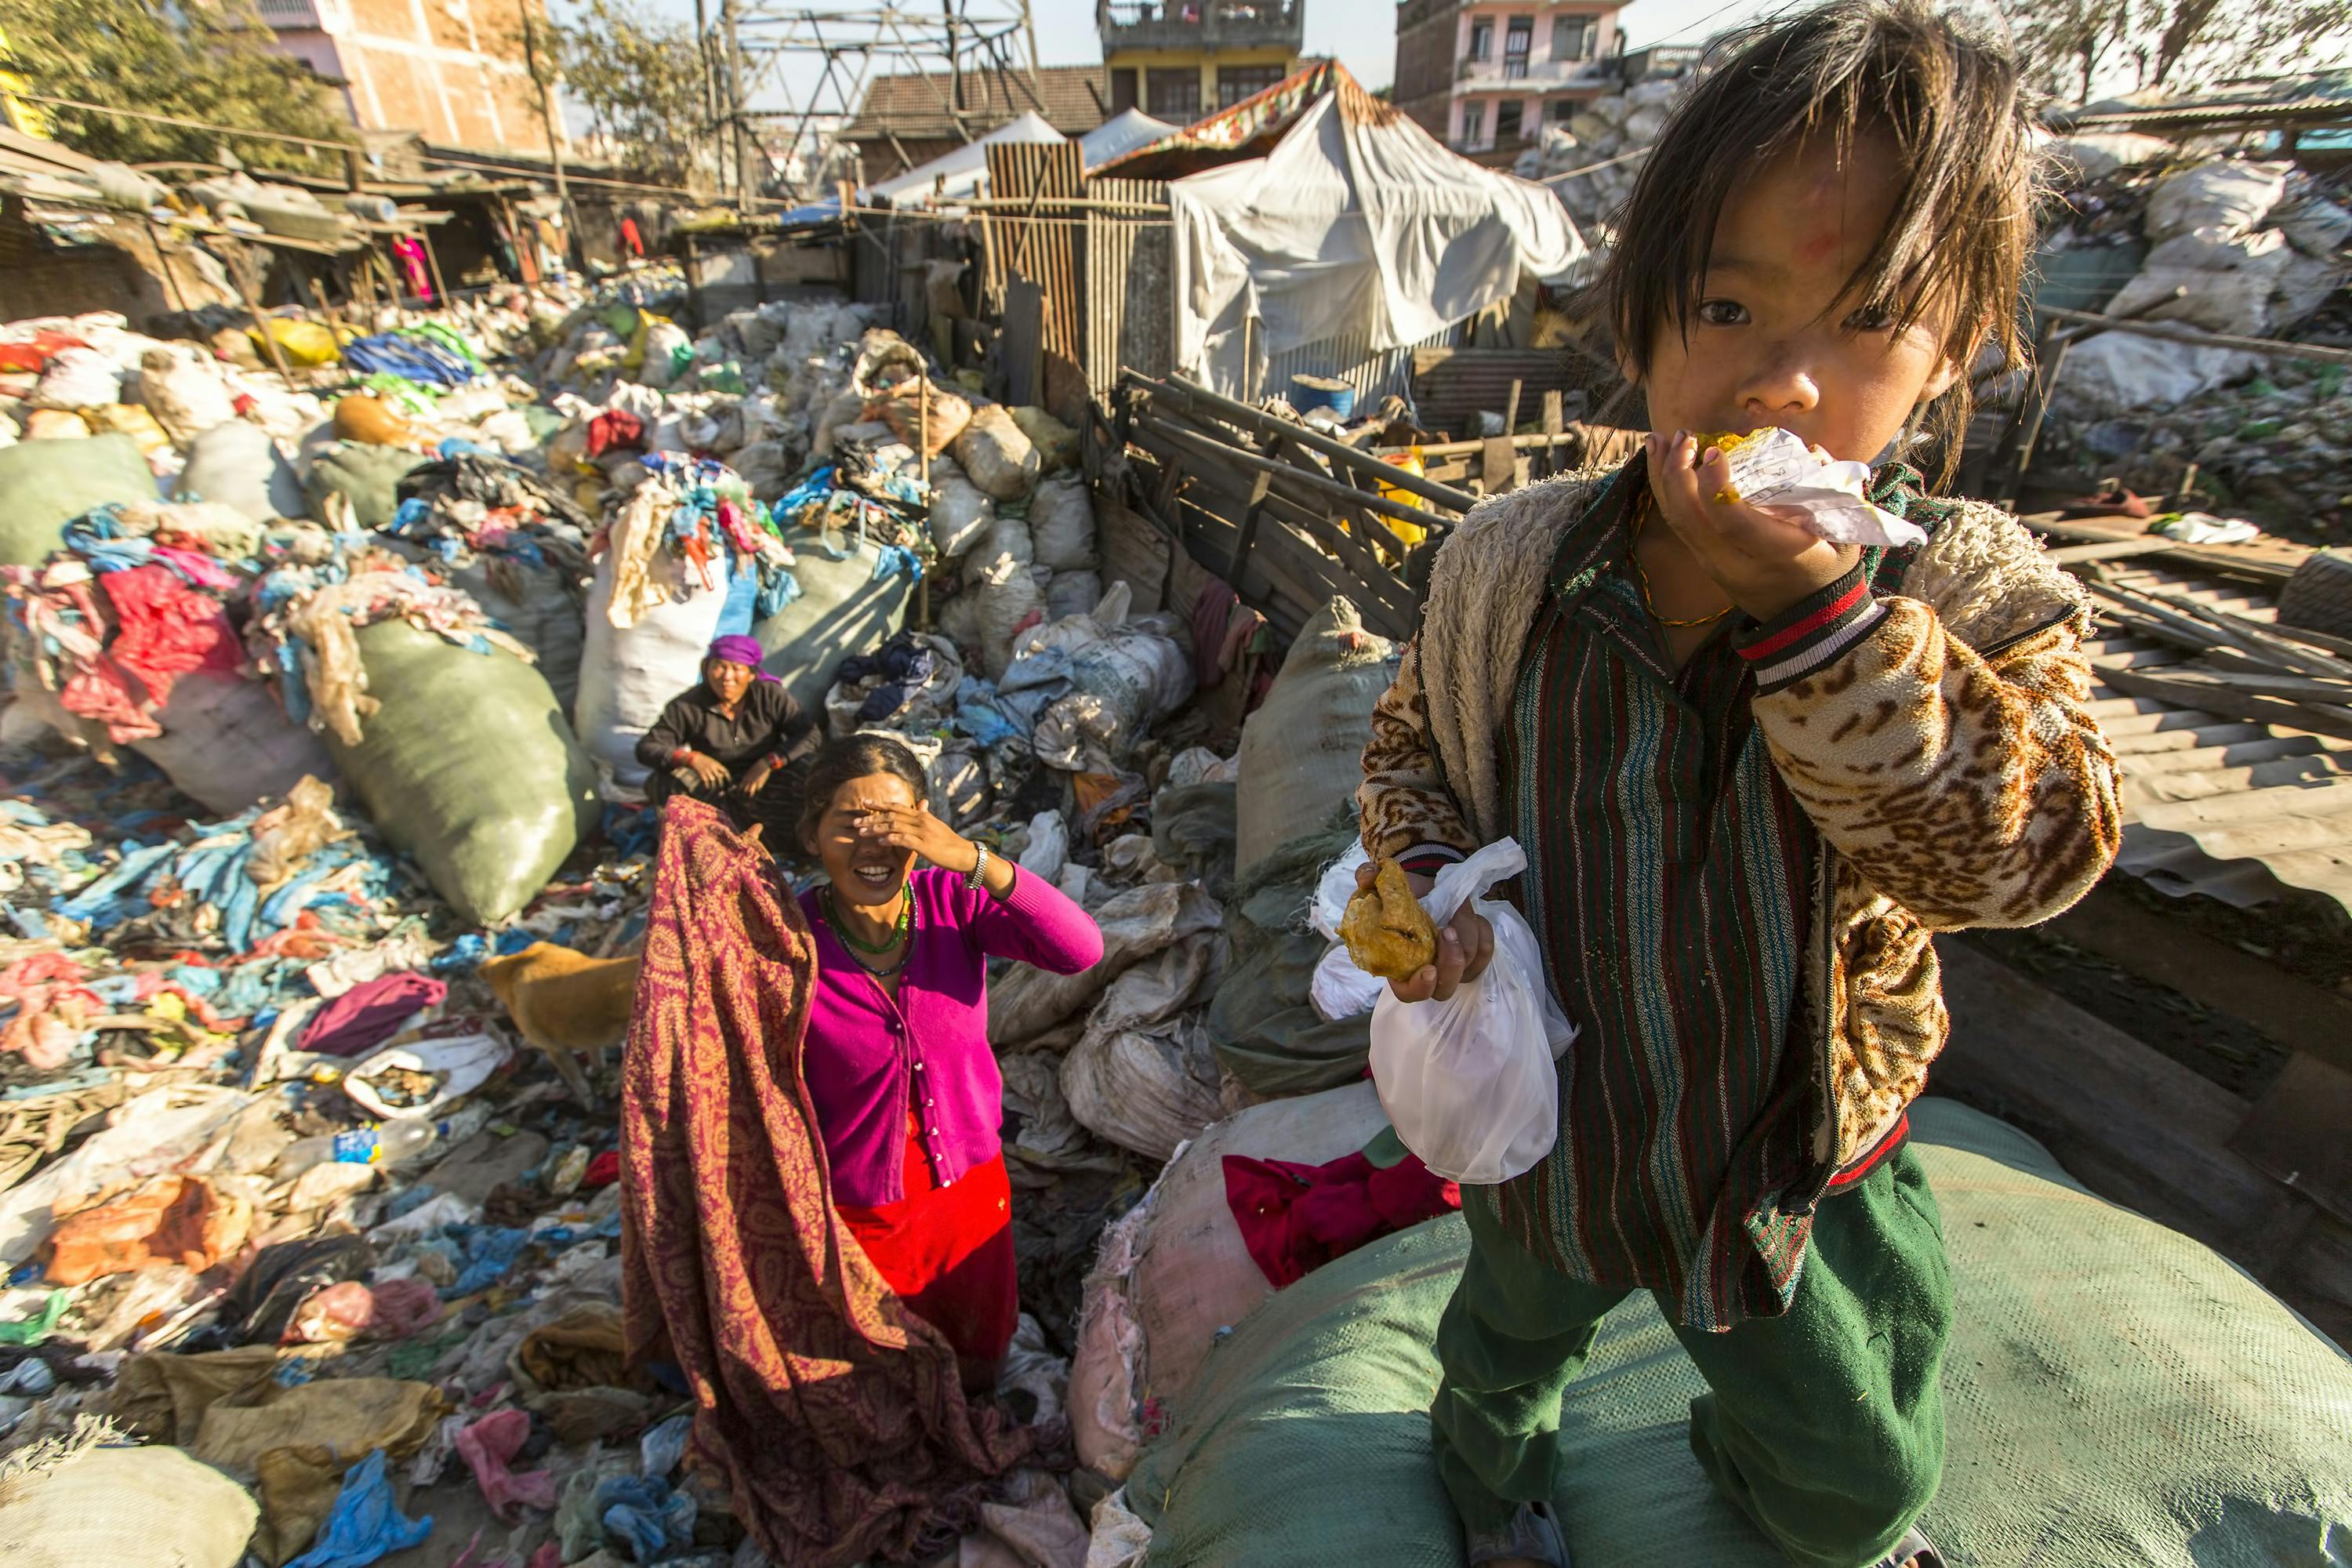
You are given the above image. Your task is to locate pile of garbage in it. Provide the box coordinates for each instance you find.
[1515,77,1689,239]
[2026,142,2350,541]
[0,227,1445,1564]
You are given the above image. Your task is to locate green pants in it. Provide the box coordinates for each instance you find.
[1432,1148,1953,1568]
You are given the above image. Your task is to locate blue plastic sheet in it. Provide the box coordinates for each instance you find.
[285,1450,433,1568]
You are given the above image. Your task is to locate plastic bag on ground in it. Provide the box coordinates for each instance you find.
[1368,840,1576,1185]
[0,432,158,564]
[343,1031,513,1120]
[327,618,600,925]
[1234,597,1396,879]
[1018,810,1070,881]
[2143,158,2291,243]
[953,404,1040,500]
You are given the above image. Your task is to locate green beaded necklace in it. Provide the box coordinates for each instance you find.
[822,884,912,956]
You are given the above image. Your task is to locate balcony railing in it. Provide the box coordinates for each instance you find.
[1098,0,1304,53]
[1456,56,1605,89]
[255,0,324,25]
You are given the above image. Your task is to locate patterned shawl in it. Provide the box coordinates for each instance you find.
[619,799,1041,1566]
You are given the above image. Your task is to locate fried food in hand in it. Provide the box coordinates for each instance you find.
[1692,428,1766,505]
[1342,857,1439,982]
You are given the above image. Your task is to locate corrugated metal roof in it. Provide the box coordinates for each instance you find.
[2083,558,2352,912]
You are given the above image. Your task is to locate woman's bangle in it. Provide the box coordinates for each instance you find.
[964,840,989,892]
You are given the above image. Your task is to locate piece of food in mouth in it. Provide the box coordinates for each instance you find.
[1341,857,1440,982]
[1693,427,1768,504]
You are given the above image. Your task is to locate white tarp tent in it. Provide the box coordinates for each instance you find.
[1082,108,1178,172]
[866,112,1063,206]
[1170,82,1587,397]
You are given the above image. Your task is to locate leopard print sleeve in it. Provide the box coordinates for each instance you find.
[1740,544,2123,931]
[1359,638,1477,865]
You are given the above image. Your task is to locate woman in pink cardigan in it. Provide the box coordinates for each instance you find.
[793,734,1104,1389]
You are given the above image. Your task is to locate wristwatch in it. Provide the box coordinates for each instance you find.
[964,840,990,892]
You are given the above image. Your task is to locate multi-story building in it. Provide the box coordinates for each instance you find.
[1099,1,1305,124]
[1394,0,1626,154]
[256,0,556,154]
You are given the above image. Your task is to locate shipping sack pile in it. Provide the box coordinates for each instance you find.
[0,270,2345,1568]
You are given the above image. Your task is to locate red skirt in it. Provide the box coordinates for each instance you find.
[836,1114,1019,1365]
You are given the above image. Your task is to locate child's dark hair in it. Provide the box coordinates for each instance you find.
[795,733,931,846]
[1602,0,2034,485]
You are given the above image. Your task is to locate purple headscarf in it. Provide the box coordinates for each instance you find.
[705,635,779,681]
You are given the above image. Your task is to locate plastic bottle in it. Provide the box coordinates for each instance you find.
[331,1118,445,1167]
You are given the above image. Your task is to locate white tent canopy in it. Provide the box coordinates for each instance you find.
[866,112,1062,206]
[1170,85,1587,397]
[1081,108,1178,172]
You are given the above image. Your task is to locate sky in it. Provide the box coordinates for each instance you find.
[607,0,1788,116]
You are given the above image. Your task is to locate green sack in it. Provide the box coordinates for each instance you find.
[0,434,158,565]
[1206,806,1370,1096]
[753,524,913,720]
[304,443,426,532]
[1128,1099,2352,1568]
[325,619,598,924]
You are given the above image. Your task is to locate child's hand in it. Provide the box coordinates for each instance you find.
[1645,430,1860,620]
[1355,862,1494,1003]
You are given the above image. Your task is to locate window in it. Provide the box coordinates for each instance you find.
[1504,15,1533,78]
[1495,98,1523,140]
[1547,96,1576,121]
[1552,15,1592,60]
[1217,64,1287,107]
[1147,68,1202,118]
[1461,101,1486,143]
[1110,67,1139,113]
[1468,19,1493,59]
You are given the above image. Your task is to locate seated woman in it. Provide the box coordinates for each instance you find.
[795,735,1105,1388]
[636,635,818,842]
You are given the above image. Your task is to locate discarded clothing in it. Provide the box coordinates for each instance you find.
[586,409,647,458]
[299,971,447,1058]
[1222,1145,1462,1290]
[285,1450,433,1568]
[619,799,1041,1568]
[516,1301,645,1392]
[597,1473,699,1561]
[457,1406,559,1519]
[42,1174,252,1286]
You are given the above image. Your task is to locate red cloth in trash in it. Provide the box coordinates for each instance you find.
[96,564,239,716]
[299,971,447,1058]
[619,216,644,257]
[583,1149,621,1188]
[0,332,87,373]
[457,1407,558,1519]
[835,1112,1019,1367]
[1221,1149,1463,1290]
[586,408,646,457]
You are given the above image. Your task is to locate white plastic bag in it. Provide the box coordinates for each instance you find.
[1367,840,1576,1185]
[1308,843,1386,1022]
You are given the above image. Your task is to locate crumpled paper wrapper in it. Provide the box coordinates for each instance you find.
[1713,427,1927,547]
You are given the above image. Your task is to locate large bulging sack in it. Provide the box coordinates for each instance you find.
[1235,597,1396,880]
[575,548,731,789]
[971,514,1043,681]
[327,619,599,925]
[1029,473,1098,572]
[129,670,339,817]
[448,557,587,714]
[305,442,426,531]
[1068,1082,1392,1479]
[753,524,914,720]
[176,420,305,522]
[0,1438,258,1568]
[950,404,1040,501]
[928,455,994,559]
[0,434,158,565]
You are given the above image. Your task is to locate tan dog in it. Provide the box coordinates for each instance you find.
[481,943,642,1105]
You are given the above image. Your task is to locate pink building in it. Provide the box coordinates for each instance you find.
[256,0,556,153]
[1394,0,1625,154]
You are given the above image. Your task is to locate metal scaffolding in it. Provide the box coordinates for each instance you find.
[707,1,1043,203]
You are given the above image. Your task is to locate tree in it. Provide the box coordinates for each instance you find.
[0,0,355,176]
[2002,0,2352,101]
[547,0,709,187]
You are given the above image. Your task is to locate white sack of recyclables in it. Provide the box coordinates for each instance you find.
[1718,427,1927,548]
